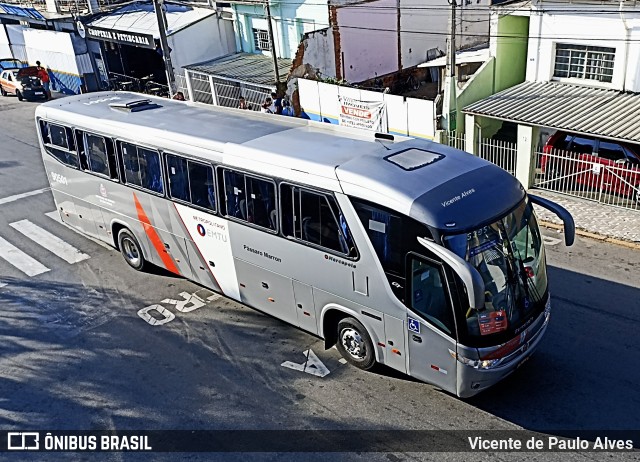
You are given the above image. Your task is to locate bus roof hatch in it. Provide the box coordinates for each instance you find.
[109,99,161,113]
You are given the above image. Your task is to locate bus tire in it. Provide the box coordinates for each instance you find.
[118,229,145,271]
[336,317,376,370]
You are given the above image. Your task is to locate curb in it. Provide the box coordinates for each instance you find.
[539,220,640,250]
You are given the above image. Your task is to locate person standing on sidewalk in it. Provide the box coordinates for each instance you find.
[36,61,51,100]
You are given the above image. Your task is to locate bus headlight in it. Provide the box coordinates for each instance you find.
[449,350,503,370]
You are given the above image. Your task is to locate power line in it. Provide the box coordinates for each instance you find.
[225,0,640,15]
[245,13,640,43]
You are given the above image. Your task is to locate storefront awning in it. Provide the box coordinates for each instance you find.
[185,53,292,87]
[86,2,214,48]
[463,80,640,144]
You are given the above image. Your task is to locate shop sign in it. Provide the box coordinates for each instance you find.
[86,26,154,49]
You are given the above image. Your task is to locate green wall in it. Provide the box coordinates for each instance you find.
[494,15,529,93]
[456,14,529,134]
[456,57,495,132]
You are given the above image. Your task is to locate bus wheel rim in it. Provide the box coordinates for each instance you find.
[123,238,140,265]
[340,328,366,360]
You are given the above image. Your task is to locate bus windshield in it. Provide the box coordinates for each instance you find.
[443,199,547,339]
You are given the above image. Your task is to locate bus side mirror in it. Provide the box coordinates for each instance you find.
[417,237,485,312]
[528,194,575,246]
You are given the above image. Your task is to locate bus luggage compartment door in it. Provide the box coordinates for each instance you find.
[234,258,297,326]
[292,280,318,334]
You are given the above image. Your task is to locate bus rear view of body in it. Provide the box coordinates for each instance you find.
[35,92,574,398]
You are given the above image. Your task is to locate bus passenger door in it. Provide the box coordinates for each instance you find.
[292,280,318,334]
[404,254,457,393]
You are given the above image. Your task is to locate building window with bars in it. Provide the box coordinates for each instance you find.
[553,44,615,83]
[253,29,271,51]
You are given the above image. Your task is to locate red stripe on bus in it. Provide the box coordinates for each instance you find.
[133,193,180,275]
[171,202,226,296]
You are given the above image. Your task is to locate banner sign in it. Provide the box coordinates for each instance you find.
[338,96,387,132]
[85,26,155,49]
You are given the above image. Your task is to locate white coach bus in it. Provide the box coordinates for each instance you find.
[35,92,574,398]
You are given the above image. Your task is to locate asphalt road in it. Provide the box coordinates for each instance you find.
[0,96,638,461]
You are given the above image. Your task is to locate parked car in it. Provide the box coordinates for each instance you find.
[0,58,25,73]
[0,66,46,101]
[541,130,640,204]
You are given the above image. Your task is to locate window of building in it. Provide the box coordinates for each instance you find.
[253,28,271,51]
[119,142,163,194]
[166,154,216,211]
[222,169,276,231]
[281,184,355,255]
[39,120,78,168]
[553,44,615,83]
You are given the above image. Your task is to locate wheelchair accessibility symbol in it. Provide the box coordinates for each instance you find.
[408,317,420,334]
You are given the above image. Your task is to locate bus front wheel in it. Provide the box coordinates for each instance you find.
[336,317,375,370]
[118,229,145,271]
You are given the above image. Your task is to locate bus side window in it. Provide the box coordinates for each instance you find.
[119,142,163,194]
[40,121,79,169]
[223,169,246,219]
[85,133,110,177]
[188,160,215,212]
[280,184,296,238]
[245,176,276,231]
[74,129,89,170]
[407,256,454,336]
[39,120,51,145]
[166,154,189,202]
[138,147,163,194]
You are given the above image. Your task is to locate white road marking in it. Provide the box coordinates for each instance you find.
[161,292,205,313]
[0,236,50,277]
[281,349,330,378]
[10,219,90,264]
[45,211,112,250]
[542,235,562,246]
[207,294,221,302]
[0,187,50,206]
[338,358,347,365]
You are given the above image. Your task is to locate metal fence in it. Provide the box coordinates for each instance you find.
[189,71,214,105]
[533,149,640,211]
[185,70,273,111]
[441,132,517,175]
[477,138,517,175]
[174,72,189,100]
[442,131,466,151]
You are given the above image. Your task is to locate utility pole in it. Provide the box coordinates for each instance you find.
[264,1,281,86]
[444,0,457,131]
[153,0,176,96]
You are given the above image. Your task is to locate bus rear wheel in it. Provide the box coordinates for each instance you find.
[118,229,145,271]
[336,317,375,370]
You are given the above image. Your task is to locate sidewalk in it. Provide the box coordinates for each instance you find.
[530,189,640,248]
